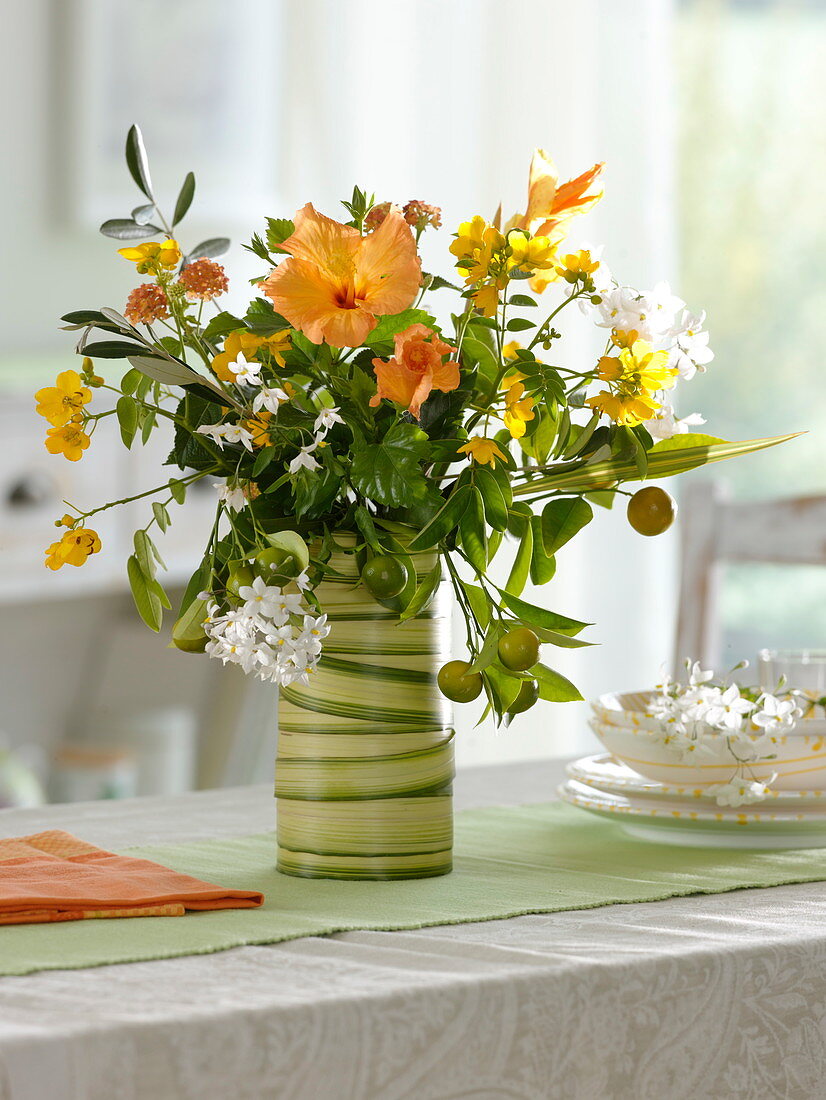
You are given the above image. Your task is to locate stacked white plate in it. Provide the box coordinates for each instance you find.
[560,754,826,848]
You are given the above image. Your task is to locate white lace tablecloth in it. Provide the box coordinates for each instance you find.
[2,762,826,1100]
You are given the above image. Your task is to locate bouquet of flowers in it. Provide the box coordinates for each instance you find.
[40,126,792,725]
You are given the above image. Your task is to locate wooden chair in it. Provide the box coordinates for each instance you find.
[674,482,826,672]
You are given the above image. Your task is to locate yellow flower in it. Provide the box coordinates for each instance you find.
[58,514,76,528]
[35,370,91,427]
[503,381,536,439]
[470,282,501,317]
[44,528,101,571]
[610,328,639,350]
[242,411,273,448]
[449,216,489,262]
[621,340,677,393]
[503,341,521,361]
[554,249,600,281]
[587,339,677,427]
[458,435,508,468]
[585,390,660,427]
[118,239,182,275]
[507,231,557,272]
[212,329,292,383]
[45,421,91,461]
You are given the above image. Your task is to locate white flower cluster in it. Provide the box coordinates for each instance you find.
[203,576,330,686]
[198,347,346,479]
[583,267,713,439]
[649,661,803,807]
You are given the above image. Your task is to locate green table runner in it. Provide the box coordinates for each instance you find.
[3,801,826,977]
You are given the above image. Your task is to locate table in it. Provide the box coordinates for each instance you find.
[1,761,825,1100]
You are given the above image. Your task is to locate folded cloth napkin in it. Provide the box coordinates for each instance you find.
[0,830,264,925]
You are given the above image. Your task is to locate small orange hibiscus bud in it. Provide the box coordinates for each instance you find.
[370,324,460,419]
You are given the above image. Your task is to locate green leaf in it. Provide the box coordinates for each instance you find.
[127,355,230,405]
[116,395,138,448]
[350,421,429,507]
[460,580,491,630]
[408,485,472,551]
[202,312,245,344]
[474,467,508,531]
[127,555,162,632]
[131,203,156,225]
[252,446,276,478]
[584,489,616,509]
[496,589,590,636]
[186,238,230,263]
[485,664,524,717]
[425,273,461,292]
[265,217,295,253]
[399,561,443,622]
[540,497,593,556]
[83,340,147,359]
[466,623,504,674]
[172,597,209,648]
[509,293,537,307]
[168,478,187,505]
[178,556,212,618]
[459,489,487,573]
[172,171,196,226]
[265,530,310,571]
[529,516,556,585]
[140,407,157,445]
[152,501,170,532]
[133,530,155,578]
[120,367,142,395]
[99,219,161,240]
[506,523,533,597]
[363,309,436,351]
[459,336,498,387]
[533,663,583,702]
[148,574,172,609]
[292,464,341,518]
[562,412,600,459]
[145,530,166,570]
[513,433,801,496]
[125,124,153,199]
[506,317,535,332]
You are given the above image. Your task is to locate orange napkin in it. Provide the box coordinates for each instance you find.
[0,830,264,925]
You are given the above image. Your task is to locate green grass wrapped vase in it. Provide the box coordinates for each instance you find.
[275,539,454,880]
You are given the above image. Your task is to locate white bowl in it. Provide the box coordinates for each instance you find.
[589,716,826,791]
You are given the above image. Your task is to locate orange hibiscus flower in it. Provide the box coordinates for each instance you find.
[370,325,460,419]
[260,204,421,348]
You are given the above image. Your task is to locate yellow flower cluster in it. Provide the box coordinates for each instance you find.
[586,340,677,427]
[35,370,93,461]
[44,527,101,571]
[450,218,557,317]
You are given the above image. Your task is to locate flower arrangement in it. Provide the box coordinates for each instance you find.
[649,660,808,805]
[41,126,792,724]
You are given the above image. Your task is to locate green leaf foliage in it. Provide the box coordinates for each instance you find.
[505,517,533,597]
[399,561,443,622]
[350,422,429,507]
[266,218,295,253]
[187,238,230,262]
[116,395,138,448]
[172,172,196,226]
[474,467,508,531]
[168,393,223,471]
[127,554,162,632]
[540,497,593,555]
[459,489,487,573]
[529,515,556,584]
[533,663,583,702]
[99,219,161,240]
[408,484,472,551]
[82,340,147,359]
[292,463,341,518]
[125,124,153,199]
[496,589,590,636]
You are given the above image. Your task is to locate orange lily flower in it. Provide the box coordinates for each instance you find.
[370,324,460,419]
[517,149,604,238]
[261,204,421,348]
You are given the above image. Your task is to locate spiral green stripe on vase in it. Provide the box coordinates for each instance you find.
[275,535,454,880]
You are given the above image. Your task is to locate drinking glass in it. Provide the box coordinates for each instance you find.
[758,649,826,716]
